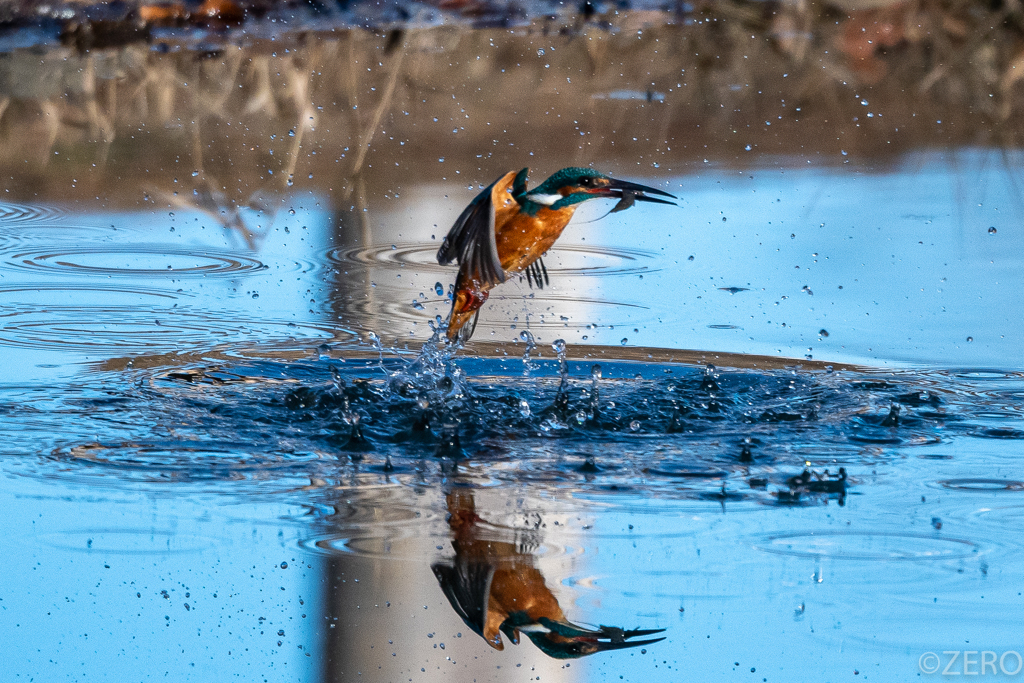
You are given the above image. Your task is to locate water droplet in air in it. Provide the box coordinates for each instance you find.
[967,336,973,342]
[288,129,296,137]
[411,300,425,310]
[519,399,531,417]
[620,338,628,345]
[590,364,602,379]
[289,209,296,215]
[552,339,566,355]
[988,227,997,235]
[434,282,444,296]
[191,171,199,177]
[280,562,288,569]
[630,420,641,431]
[251,292,259,299]
[819,329,829,337]
[317,343,331,360]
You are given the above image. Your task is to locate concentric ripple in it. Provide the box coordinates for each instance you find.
[5,245,267,277]
[937,478,1024,492]
[327,242,658,277]
[0,201,66,223]
[51,440,330,485]
[0,304,352,351]
[36,529,215,554]
[754,531,981,561]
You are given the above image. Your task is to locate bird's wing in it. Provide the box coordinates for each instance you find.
[431,560,500,647]
[436,170,518,289]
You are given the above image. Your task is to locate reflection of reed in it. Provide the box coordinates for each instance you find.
[0,11,1022,206]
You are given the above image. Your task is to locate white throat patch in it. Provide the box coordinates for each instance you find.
[525,192,562,206]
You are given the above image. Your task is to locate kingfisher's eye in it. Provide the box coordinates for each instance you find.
[579,177,591,186]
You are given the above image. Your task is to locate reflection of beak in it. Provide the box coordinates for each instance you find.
[526,618,667,658]
[600,178,677,206]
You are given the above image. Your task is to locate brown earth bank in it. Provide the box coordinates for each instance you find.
[0,1,1022,209]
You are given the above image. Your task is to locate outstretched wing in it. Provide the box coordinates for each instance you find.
[431,560,498,645]
[436,170,520,289]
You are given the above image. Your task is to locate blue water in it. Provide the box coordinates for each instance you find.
[2,150,1023,682]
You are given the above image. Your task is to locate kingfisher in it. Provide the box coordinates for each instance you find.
[436,167,675,342]
[432,489,666,658]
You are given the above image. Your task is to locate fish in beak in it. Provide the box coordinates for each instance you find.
[598,178,677,212]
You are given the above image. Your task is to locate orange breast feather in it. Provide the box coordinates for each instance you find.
[493,183,578,275]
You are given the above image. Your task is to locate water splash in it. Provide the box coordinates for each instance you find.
[588,363,603,424]
[332,364,372,458]
[520,330,538,376]
[700,363,721,393]
[544,339,571,424]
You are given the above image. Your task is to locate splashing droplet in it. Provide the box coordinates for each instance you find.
[519,399,531,417]
[988,227,997,235]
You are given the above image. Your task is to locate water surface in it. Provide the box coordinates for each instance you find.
[1,26,1022,683]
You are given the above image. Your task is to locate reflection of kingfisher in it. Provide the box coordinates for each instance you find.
[436,167,675,342]
[432,490,665,658]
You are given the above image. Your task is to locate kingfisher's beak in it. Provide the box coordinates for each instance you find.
[535,618,667,654]
[586,634,668,653]
[525,619,667,657]
[601,178,677,206]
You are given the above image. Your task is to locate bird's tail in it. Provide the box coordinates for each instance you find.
[446,284,488,343]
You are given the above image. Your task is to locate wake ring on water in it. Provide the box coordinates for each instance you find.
[335,293,650,330]
[5,246,267,277]
[299,529,580,562]
[0,305,352,351]
[0,283,190,301]
[936,478,1024,492]
[327,243,659,277]
[50,441,331,484]
[754,531,981,561]
[0,201,66,223]
[35,529,215,554]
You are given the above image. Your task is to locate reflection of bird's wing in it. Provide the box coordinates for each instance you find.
[436,171,517,289]
[431,561,499,647]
